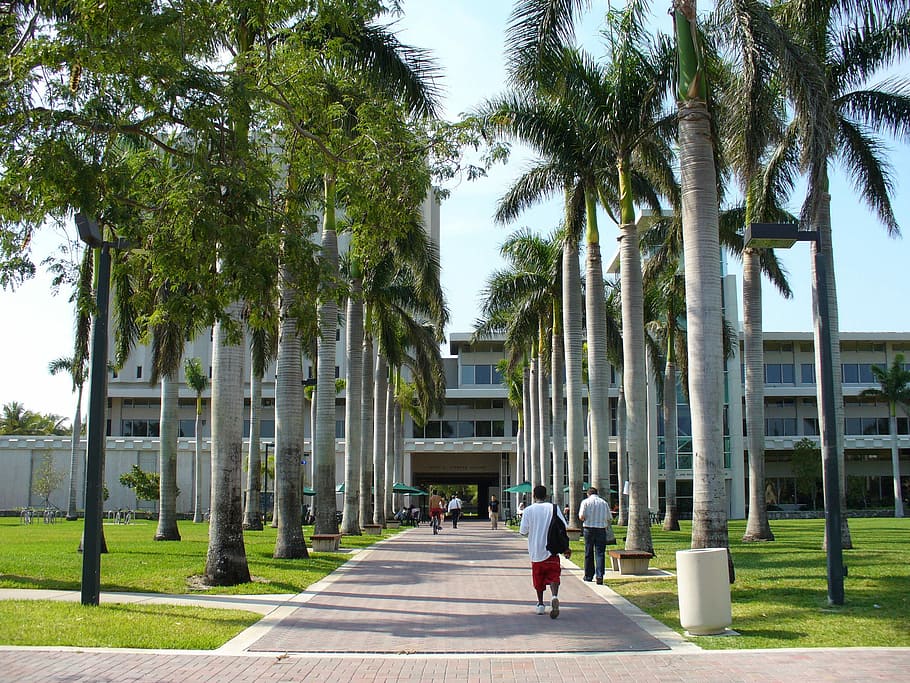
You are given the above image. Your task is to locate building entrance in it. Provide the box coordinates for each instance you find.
[409,451,505,520]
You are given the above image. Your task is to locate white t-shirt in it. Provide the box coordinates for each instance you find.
[447,497,462,511]
[519,501,567,563]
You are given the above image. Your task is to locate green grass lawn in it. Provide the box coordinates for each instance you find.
[0,518,393,594]
[0,517,399,649]
[566,517,910,650]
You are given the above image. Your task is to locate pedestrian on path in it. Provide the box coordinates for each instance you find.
[519,484,571,619]
[429,490,445,531]
[578,486,610,584]
[488,495,500,529]
[447,493,463,528]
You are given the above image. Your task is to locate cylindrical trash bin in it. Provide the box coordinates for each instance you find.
[676,548,732,635]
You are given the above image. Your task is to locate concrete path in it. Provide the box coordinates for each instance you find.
[1,521,908,681]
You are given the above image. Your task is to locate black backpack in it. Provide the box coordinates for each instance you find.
[546,503,571,555]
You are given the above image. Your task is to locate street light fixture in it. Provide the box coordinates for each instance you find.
[77,213,132,606]
[745,222,845,606]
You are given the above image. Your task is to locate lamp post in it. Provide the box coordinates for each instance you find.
[745,223,845,605]
[76,213,130,606]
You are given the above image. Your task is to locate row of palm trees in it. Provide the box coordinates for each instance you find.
[4,0,909,587]
[2,2,456,585]
[470,0,910,557]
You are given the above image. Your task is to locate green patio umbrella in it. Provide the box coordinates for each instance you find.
[302,486,316,496]
[335,483,344,493]
[504,481,532,494]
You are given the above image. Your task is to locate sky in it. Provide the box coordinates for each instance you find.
[2,0,910,421]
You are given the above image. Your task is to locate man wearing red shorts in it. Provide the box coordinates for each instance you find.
[519,484,571,618]
[428,490,445,532]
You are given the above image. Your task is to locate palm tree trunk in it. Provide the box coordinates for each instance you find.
[274,256,307,558]
[243,366,263,530]
[537,341,550,489]
[617,378,629,526]
[66,390,82,520]
[384,379,395,518]
[360,335,375,527]
[314,173,340,536]
[521,364,532,487]
[155,371,180,540]
[193,394,204,523]
[584,189,613,511]
[620,216,652,553]
[889,409,904,518]
[563,235,585,529]
[205,299,251,585]
[810,188,853,548]
[742,248,773,541]
[342,282,364,535]
[662,359,681,531]
[373,353,388,526]
[551,321,566,505]
[528,354,539,487]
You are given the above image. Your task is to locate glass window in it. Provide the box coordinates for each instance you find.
[492,420,505,437]
[476,421,492,437]
[492,366,503,384]
[456,421,474,438]
[475,364,492,384]
[136,365,142,379]
[781,364,794,383]
[803,418,819,436]
[845,417,863,435]
[898,417,909,435]
[335,420,344,438]
[859,364,875,383]
[765,364,781,383]
[801,363,816,383]
[842,364,859,383]
[121,420,133,437]
[261,420,275,439]
[460,365,474,385]
[147,420,160,437]
[179,420,195,437]
[412,423,424,438]
[442,421,456,438]
[425,421,441,438]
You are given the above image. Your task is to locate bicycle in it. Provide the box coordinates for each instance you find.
[431,511,442,535]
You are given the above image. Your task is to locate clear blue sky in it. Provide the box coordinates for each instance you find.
[2,0,909,420]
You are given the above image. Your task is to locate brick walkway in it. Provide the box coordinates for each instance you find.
[1,520,908,681]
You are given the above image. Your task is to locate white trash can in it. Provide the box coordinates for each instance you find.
[676,548,732,635]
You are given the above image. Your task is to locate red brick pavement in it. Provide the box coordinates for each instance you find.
[1,521,908,681]
[247,521,671,654]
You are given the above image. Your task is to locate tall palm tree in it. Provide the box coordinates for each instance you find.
[861,354,910,518]
[774,0,910,549]
[48,355,86,521]
[672,0,730,554]
[184,357,208,524]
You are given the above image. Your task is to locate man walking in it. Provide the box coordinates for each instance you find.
[578,486,610,584]
[447,493,463,528]
[519,485,571,618]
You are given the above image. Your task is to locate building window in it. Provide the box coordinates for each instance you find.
[842,363,875,383]
[459,364,503,386]
[803,418,819,436]
[121,419,160,437]
[765,363,794,384]
[136,365,143,379]
[801,363,816,383]
[765,418,798,436]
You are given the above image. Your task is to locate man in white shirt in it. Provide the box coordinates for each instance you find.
[519,485,571,618]
[447,494,463,528]
[578,486,610,584]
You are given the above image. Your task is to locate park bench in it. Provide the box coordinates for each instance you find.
[609,549,654,575]
[311,534,342,552]
[362,523,382,535]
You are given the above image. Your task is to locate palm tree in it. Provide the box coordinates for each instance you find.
[184,357,208,524]
[48,355,87,521]
[861,354,910,518]
[672,0,730,554]
[774,0,910,550]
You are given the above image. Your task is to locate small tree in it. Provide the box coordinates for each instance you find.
[791,438,822,509]
[32,453,65,508]
[119,465,175,507]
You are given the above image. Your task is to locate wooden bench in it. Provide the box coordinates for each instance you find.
[609,549,654,575]
[311,534,341,552]
[362,523,382,535]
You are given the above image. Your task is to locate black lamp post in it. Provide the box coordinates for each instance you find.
[76,213,130,606]
[745,222,845,605]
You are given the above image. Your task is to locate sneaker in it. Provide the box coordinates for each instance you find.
[583,576,593,582]
[535,603,546,615]
[550,597,560,619]
[596,577,603,585]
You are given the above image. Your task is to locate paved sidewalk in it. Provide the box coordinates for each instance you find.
[1,521,908,681]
